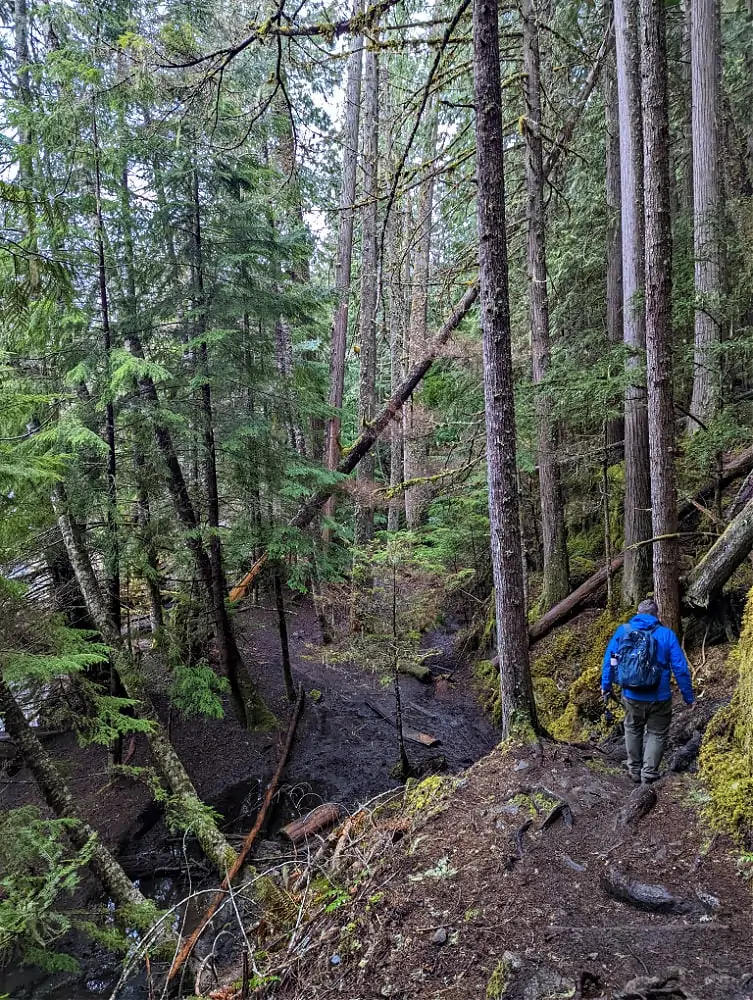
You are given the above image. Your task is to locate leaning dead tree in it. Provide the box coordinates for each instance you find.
[684,497,753,609]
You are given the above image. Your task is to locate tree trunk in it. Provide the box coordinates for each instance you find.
[688,0,723,432]
[473,0,537,738]
[121,326,266,728]
[189,162,258,725]
[0,675,148,912]
[522,0,570,610]
[51,483,238,876]
[403,114,438,530]
[273,571,295,702]
[119,158,164,641]
[355,39,379,548]
[387,203,407,532]
[615,0,652,605]
[640,0,680,631]
[684,498,753,608]
[92,108,121,635]
[323,0,364,535]
[604,13,625,460]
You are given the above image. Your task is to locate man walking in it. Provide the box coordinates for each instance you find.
[601,599,695,784]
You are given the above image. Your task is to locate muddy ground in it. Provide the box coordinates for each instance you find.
[0,595,497,999]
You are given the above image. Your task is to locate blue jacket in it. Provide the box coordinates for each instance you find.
[601,613,695,704]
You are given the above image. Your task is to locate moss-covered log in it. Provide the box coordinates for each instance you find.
[684,498,753,609]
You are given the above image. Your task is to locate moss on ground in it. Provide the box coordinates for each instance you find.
[486,957,514,998]
[699,587,753,844]
[403,775,459,817]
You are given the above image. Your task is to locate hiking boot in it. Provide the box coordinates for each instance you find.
[628,772,641,784]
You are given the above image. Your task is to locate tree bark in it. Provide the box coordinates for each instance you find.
[274,571,295,702]
[51,483,238,876]
[614,0,652,605]
[604,11,625,460]
[0,675,148,912]
[403,113,438,530]
[323,0,365,534]
[641,0,680,631]
[92,108,121,635]
[688,0,723,432]
[387,204,408,532]
[684,498,753,608]
[522,0,570,610]
[355,38,379,548]
[473,0,537,737]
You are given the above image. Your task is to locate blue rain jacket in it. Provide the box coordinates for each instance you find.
[601,613,695,704]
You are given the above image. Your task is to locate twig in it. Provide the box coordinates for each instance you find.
[167,686,305,982]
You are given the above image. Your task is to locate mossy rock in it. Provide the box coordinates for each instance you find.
[403,774,459,817]
[486,956,516,998]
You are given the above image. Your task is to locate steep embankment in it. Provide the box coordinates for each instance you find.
[212,729,752,1000]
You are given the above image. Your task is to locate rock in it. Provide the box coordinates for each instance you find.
[431,927,447,945]
[695,886,720,911]
[514,760,530,771]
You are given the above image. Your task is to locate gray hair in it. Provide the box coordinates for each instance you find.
[637,598,659,617]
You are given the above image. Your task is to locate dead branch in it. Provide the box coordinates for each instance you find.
[167,686,305,983]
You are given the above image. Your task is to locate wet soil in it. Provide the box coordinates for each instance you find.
[0,595,497,998]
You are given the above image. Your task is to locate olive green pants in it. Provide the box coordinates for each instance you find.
[622,696,672,782]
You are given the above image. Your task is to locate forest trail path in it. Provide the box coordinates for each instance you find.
[260,734,752,1000]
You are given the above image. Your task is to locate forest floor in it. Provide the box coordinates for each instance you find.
[0,596,498,999]
[242,720,753,1000]
[2,599,752,1000]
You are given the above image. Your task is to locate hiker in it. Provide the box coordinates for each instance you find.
[601,598,695,784]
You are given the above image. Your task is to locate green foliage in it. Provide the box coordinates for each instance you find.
[0,808,95,972]
[169,659,229,719]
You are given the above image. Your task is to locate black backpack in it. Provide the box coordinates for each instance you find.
[615,622,662,691]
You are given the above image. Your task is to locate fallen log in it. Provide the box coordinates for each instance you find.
[683,497,753,609]
[528,555,625,645]
[679,444,753,519]
[167,685,305,984]
[364,699,441,747]
[281,802,345,844]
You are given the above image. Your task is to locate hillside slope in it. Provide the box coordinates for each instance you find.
[226,725,752,1000]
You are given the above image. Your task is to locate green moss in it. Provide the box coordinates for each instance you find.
[699,587,753,844]
[403,775,459,816]
[549,608,625,740]
[474,658,501,725]
[533,675,568,728]
[486,958,514,999]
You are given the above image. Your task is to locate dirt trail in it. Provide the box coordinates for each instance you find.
[261,735,753,1000]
